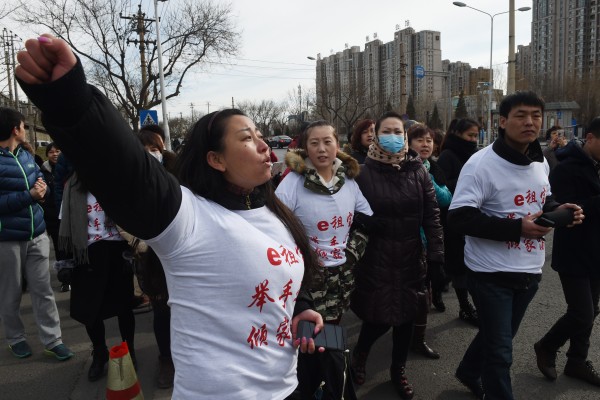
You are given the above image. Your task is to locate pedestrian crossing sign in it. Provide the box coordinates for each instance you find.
[140,110,158,127]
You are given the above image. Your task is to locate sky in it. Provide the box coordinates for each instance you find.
[1,0,534,119]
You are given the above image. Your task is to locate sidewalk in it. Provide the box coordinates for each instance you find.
[2,232,600,399]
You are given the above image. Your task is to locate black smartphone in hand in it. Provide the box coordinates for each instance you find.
[297,320,347,351]
[533,216,555,227]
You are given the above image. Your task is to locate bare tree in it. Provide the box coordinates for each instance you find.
[237,99,287,136]
[0,4,22,19]
[562,73,600,126]
[315,85,379,141]
[16,0,240,129]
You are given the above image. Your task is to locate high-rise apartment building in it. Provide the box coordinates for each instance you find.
[442,61,491,97]
[315,26,444,124]
[521,0,600,93]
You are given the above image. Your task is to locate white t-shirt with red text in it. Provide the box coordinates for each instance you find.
[146,187,304,400]
[86,192,123,244]
[449,145,551,274]
[275,172,372,268]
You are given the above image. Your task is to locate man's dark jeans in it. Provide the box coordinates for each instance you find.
[540,274,600,362]
[457,272,539,400]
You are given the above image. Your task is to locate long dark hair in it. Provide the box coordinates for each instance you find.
[175,109,319,284]
[441,118,480,151]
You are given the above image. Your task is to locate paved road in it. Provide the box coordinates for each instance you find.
[1,232,599,399]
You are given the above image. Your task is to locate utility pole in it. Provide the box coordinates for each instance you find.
[10,32,19,110]
[231,97,234,109]
[2,29,14,106]
[206,101,211,114]
[507,0,516,94]
[190,103,195,120]
[153,0,170,150]
[298,84,303,120]
[121,5,155,108]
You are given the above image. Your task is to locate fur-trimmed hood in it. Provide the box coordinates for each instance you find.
[284,148,361,179]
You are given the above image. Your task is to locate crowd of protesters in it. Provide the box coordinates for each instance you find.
[1,33,599,400]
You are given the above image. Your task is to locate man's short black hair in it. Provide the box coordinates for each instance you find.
[498,91,545,137]
[0,107,26,141]
[499,91,545,118]
[587,117,600,138]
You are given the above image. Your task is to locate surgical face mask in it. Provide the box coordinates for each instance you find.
[378,134,405,154]
[149,150,163,164]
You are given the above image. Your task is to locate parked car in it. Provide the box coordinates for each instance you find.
[267,135,293,148]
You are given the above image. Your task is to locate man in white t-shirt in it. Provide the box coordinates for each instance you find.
[447,92,583,400]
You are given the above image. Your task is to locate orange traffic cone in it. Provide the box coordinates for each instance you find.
[106,342,143,400]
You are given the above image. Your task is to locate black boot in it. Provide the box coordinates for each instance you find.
[432,289,446,312]
[390,366,414,399]
[157,355,175,389]
[410,325,440,359]
[351,348,369,385]
[88,346,109,382]
[459,302,479,327]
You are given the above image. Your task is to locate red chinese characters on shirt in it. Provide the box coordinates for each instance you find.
[246,243,305,350]
[523,239,537,253]
[87,201,103,213]
[506,240,521,250]
[316,215,346,232]
[331,215,344,229]
[330,236,339,247]
[331,248,343,260]
[279,279,293,308]
[247,324,268,349]
[346,212,354,227]
[540,187,547,204]
[276,317,291,346]
[514,186,548,207]
[266,244,301,267]
[248,280,275,312]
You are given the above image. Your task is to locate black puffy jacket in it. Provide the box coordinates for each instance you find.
[351,153,443,326]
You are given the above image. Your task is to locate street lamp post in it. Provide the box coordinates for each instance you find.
[154,0,171,150]
[452,2,530,145]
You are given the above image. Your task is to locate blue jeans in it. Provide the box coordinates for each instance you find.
[457,273,539,400]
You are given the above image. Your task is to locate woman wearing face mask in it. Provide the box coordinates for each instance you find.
[437,118,480,327]
[350,112,443,399]
[138,128,178,172]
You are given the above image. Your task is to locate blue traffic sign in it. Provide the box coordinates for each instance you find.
[415,65,425,79]
[140,110,158,127]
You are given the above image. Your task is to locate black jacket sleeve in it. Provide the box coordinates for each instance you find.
[293,287,315,317]
[448,206,523,242]
[18,59,181,240]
